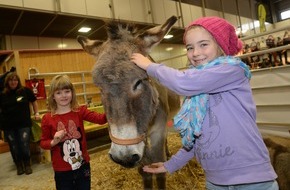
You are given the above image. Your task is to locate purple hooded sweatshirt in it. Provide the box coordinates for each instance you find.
[146,61,277,185]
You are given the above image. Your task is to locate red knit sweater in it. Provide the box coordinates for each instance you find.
[40,105,107,171]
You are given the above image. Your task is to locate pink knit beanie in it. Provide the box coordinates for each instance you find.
[184,17,243,56]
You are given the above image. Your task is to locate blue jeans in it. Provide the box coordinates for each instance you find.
[54,162,91,190]
[4,127,31,162]
[206,180,279,190]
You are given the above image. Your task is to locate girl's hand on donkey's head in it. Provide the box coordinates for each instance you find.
[131,53,152,70]
[143,162,167,173]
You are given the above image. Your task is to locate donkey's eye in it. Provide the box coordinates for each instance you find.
[133,80,142,91]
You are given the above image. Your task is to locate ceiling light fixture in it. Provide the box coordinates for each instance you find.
[58,43,67,48]
[166,47,173,51]
[78,27,91,33]
[164,34,173,39]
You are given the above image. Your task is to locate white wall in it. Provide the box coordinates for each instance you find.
[5,36,83,50]
[0,0,55,11]
[251,66,290,138]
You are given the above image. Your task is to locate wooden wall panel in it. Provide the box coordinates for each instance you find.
[18,50,95,81]
[14,49,99,112]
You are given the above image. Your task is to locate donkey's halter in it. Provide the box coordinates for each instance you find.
[108,129,146,145]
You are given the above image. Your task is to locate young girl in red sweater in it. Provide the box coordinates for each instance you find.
[40,75,107,190]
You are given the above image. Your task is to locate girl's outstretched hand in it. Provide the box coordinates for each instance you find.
[131,53,152,70]
[143,162,167,173]
[51,129,67,147]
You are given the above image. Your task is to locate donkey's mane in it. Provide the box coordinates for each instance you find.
[106,20,138,40]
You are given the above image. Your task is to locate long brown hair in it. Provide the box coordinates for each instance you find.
[47,75,79,114]
[3,72,23,94]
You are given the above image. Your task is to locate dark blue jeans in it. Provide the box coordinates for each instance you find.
[4,127,31,163]
[54,162,91,190]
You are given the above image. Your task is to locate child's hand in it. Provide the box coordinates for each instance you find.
[51,129,67,147]
[53,130,67,142]
[34,113,41,121]
[131,53,152,70]
[143,162,167,173]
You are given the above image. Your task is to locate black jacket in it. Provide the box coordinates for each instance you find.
[0,87,36,130]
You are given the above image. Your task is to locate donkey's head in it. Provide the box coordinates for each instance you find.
[78,16,177,168]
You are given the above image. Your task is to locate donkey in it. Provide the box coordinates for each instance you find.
[263,136,290,190]
[77,16,180,189]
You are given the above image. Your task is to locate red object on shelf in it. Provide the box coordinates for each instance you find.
[25,78,46,100]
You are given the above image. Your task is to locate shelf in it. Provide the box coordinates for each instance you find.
[29,70,91,77]
[240,25,290,41]
[256,104,290,107]
[236,44,290,59]
[84,124,108,133]
[44,81,95,88]
[251,84,290,90]
[76,92,100,97]
[257,122,290,128]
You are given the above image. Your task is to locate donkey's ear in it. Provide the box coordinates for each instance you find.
[77,35,103,57]
[139,16,177,50]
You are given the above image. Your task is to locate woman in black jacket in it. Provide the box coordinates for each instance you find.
[0,72,40,175]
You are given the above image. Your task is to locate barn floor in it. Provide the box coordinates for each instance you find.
[0,132,289,190]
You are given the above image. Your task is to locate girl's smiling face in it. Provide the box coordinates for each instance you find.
[53,88,72,108]
[185,26,223,67]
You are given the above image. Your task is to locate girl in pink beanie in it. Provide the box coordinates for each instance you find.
[131,16,278,189]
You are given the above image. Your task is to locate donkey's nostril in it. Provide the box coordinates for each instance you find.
[131,154,140,162]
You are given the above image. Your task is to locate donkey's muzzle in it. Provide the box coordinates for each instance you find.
[109,153,141,168]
